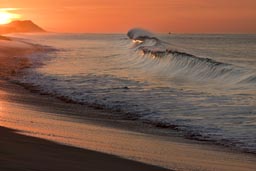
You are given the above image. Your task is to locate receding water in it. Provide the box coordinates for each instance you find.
[13,30,256,153]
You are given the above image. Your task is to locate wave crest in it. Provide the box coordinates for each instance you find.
[127,28,256,85]
[127,28,158,41]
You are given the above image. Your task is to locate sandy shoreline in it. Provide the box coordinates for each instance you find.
[0,126,169,171]
[1,37,256,171]
[0,38,35,78]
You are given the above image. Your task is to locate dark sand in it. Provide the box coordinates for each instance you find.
[0,126,169,171]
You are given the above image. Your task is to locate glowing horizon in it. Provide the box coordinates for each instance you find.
[1,1,256,33]
[0,8,21,25]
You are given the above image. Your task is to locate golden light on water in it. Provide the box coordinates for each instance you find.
[0,8,21,25]
[132,39,143,44]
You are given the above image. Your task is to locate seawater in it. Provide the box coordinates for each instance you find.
[12,30,256,153]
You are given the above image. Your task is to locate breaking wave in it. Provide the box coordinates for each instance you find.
[127,28,256,85]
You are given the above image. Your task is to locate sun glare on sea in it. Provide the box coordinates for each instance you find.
[0,11,20,25]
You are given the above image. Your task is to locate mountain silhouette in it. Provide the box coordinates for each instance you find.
[0,20,46,34]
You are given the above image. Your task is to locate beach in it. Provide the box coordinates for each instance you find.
[0,36,256,171]
[0,126,170,171]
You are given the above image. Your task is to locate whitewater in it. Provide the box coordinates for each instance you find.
[11,29,256,153]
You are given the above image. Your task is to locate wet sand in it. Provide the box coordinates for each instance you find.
[0,37,256,171]
[0,38,35,78]
[0,126,169,171]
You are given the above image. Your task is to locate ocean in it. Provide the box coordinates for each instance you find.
[12,29,256,153]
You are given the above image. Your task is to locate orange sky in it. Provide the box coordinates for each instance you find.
[1,0,256,33]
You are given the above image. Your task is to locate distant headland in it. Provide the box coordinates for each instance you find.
[0,20,46,34]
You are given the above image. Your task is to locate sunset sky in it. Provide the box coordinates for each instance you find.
[1,0,256,33]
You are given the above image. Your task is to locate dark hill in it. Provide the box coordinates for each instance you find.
[0,20,46,34]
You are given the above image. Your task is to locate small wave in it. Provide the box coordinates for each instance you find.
[127,28,158,41]
[127,28,256,85]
